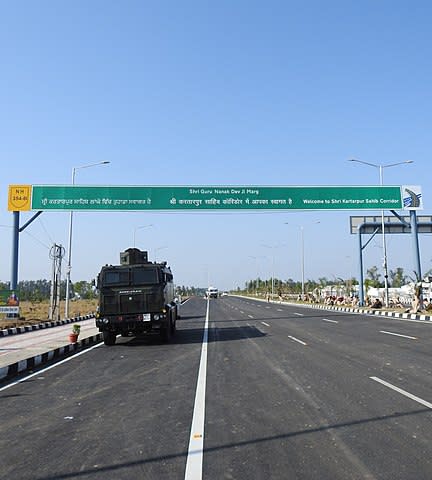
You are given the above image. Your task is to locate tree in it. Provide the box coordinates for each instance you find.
[389,267,407,288]
[365,266,383,289]
[73,280,97,300]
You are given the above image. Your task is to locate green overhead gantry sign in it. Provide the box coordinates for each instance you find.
[7,184,423,211]
[7,183,424,305]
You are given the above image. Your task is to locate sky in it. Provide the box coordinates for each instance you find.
[1,0,431,292]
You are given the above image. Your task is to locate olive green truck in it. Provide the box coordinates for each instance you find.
[96,248,178,345]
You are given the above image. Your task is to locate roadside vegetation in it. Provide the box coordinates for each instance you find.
[0,280,201,329]
[0,279,98,329]
[0,298,98,329]
[236,266,411,297]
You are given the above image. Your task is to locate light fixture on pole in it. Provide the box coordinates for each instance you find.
[65,160,110,318]
[348,158,413,307]
[133,224,153,247]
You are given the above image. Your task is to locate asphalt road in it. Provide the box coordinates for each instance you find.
[1,296,432,479]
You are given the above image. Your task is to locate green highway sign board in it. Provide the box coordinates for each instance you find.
[22,185,414,211]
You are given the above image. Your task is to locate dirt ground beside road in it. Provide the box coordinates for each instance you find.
[0,299,98,329]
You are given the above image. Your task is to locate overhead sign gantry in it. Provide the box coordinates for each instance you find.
[7,184,424,307]
[8,184,422,211]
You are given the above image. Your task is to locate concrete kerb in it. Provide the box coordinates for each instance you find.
[234,295,432,322]
[296,302,432,321]
[0,313,95,337]
[0,332,103,383]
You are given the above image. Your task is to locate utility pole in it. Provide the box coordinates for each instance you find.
[49,244,64,321]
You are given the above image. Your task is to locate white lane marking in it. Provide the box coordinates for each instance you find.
[379,331,417,340]
[248,315,254,319]
[323,318,339,324]
[184,298,209,480]
[370,376,432,409]
[0,342,104,392]
[288,335,307,346]
[277,308,283,312]
[261,322,270,327]
[265,306,271,309]
[240,311,245,314]
[294,312,304,317]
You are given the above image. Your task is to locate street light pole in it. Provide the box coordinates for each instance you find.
[249,255,264,295]
[261,244,284,300]
[271,252,275,299]
[260,246,274,298]
[348,158,413,307]
[300,226,305,299]
[154,246,168,261]
[133,224,153,247]
[284,222,319,300]
[65,161,110,318]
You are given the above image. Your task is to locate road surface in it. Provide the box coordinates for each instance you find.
[1,296,432,479]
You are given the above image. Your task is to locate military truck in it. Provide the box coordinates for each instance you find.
[95,248,178,345]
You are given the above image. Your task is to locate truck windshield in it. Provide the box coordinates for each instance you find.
[132,267,159,284]
[103,270,129,286]
[102,267,159,286]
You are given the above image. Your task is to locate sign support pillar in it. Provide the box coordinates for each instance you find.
[10,210,43,291]
[10,211,20,291]
[410,210,422,281]
[358,227,365,306]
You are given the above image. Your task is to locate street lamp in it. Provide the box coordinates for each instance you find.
[153,246,168,261]
[133,224,153,247]
[249,255,265,295]
[284,221,320,299]
[261,244,284,300]
[65,160,110,318]
[348,158,413,307]
[203,264,210,289]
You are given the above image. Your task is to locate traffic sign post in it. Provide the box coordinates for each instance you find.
[350,215,432,234]
[350,213,431,306]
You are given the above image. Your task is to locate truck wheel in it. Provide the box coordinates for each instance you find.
[103,331,116,346]
[161,325,171,342]
[161,314,172,342]
[171,312,177,335]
